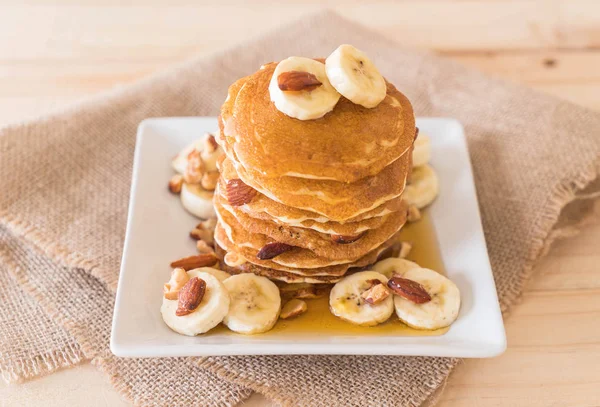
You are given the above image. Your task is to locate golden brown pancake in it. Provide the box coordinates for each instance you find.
[219,62,415,182]
[215,191,407,261]
[219,154,411,221]
[216,178,394,234]
[214,230,401,283]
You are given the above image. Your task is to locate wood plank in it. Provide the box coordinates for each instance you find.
[441,288,600,407]
[1,1,600,63]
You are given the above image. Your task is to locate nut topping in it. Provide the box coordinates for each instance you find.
[202,133,219,154]
[225,178,257,206]
[175,277,206,316]
[331,231,366,244]
[163,268,190,300]
[387,276,431,304]
[170,253,218,270]
[361,281,390,305]
[190,218,216,245]
[398,241,413,259]
[168,174,184,194]
[201,171,220,191]
[280,299,308,319]
[184,149,205,184]
[257,242,294,260]
[277,71,322,92]
[196,240,215,254]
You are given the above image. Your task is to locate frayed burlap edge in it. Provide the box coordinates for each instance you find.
[499,159,600,314]
[0,346,84,385]
[0,241,88,384]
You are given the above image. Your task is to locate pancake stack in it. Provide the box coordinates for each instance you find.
[213,61,416,284]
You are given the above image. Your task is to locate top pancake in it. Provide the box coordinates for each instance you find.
[220,62,415,182]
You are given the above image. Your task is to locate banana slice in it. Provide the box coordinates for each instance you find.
[269,57,341,120]
[223,273,281,334]
[329,271,393,326]
[188,267,231,282]
[403,165,439,209]
[161,270,230,336]
[412,133,431,168]
[371,257,420,279]
[393,268,460,330]
[180,182,215,219]
[325,44,387,108]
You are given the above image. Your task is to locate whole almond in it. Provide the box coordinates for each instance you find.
[387,276,431,304]
[278,71,322,92]
[331,232,366,244]
[256,242,293,260]
[175,277,206,316]
[226,178,257,206]
[170,253,218,270]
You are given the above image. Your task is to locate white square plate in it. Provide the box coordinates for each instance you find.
[111,117,506,358]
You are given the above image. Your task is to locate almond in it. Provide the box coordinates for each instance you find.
[168,174,184,194]
[407,205,421,223]
[226,178,257,206]
[280,299,308,319]
[201,171,220,191]
[277,71,322,92]
[256,242,293,260]
[361,282,390,305]
[331,231,366,244]
[175,277,206,316]
[196,240,215,254]
[190,218,216,245]
[184,149,205,184]
[387,276,431,304]
[170,253,218,270]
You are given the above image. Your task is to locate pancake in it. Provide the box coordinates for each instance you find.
[214,230,401,283]
[219,62,415,182]
[216,178,393,234]
[219,154,411,221]
[215,190,407,261]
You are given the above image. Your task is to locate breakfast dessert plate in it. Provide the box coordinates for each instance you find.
[110,116,506,357]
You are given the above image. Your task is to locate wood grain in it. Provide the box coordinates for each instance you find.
[0,1,599,407]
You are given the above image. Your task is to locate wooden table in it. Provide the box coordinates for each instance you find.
[1,2,599,406]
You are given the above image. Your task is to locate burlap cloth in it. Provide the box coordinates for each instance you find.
[1,10,599,407]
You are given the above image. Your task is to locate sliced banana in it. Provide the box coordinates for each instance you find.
[161,270,230,336]
[188,267,231,282]
[325,44,387,108]
[371,257,420,279]
[393,268,460,330]
[329,271,393,326]
[403,165,439,209]
[223,273,281,334]
[412,133,431,168]
[180,182,215,219]
[269,57,341,120]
